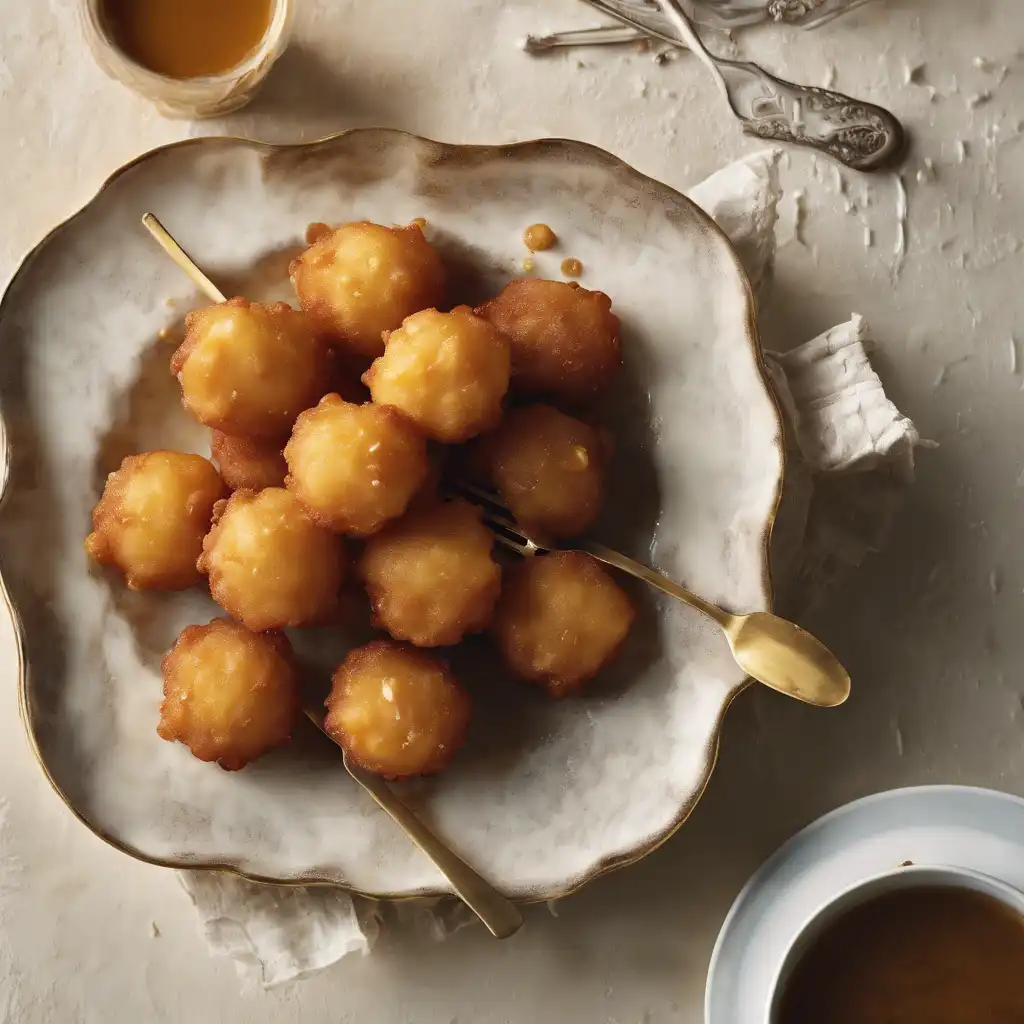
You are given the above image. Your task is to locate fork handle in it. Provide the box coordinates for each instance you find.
[587,0,905,171]
[303,708,523,939]
[343,757,524,939]
[656,0,904,172]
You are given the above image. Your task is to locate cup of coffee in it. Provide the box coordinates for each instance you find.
[765,864,1024,1024]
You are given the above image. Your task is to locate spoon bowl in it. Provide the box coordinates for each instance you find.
[445,480,851,710]
[726,611,851,708]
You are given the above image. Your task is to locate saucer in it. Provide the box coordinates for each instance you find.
[705,785,1024,1023]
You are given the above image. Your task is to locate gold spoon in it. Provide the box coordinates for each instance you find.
[146,210,849,708]
[142,212,523,940]
[449,480,851,709]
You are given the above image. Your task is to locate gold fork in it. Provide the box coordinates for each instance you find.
[142,212,523,939]
[445,479,851,709]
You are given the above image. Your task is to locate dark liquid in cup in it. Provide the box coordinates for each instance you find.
[777,886,1024,1024]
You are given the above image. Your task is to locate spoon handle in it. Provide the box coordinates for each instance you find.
[713,58,905,171]
[581,540,733,628]
[303,709,524,940]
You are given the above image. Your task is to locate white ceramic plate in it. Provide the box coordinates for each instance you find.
[0,130,783,899]
[705,785,1024,1023]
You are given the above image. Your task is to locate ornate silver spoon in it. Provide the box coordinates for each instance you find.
[583,0,905,171]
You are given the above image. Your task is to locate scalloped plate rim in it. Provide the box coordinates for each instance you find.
[0,128,784,902]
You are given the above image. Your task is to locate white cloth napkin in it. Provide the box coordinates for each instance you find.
[179,148,924,987]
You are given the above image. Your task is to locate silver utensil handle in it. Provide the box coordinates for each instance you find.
[717,59,906,171]
[581,0,878,32]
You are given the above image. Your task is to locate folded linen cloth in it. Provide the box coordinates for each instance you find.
[178,148,923,987]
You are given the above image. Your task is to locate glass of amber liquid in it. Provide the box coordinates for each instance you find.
[81,0,294,118]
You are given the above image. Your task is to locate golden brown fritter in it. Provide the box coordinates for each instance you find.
[198,487,346,631]
[171,298,329,438]
[490,552,635,697]
[158,618,300,771]
[284,394,429,537]
[476,278,621,405]
[324,639,471,778]
[85,451,225,590]
[210,431,288,492]
[363,306,510,443]
[359,499,501,647]
[475,403,606,541]
[290,221,445,360]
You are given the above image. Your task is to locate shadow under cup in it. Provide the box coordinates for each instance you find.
[764,864,1024,1024]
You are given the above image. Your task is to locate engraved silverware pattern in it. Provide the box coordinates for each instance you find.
[586,0,878,31]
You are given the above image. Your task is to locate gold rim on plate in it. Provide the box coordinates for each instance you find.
[0,129,785,903]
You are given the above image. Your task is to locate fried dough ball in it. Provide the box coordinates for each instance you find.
[158,619,300,771]
[490,552,635,697]
[324,640,471,778]
[476,279,621,405]
[290,221,445,360]
[199,487,346,631]
[359,499,501,647]
[476,404,606,541]
[363,307,510,443]
[171,298,328,438]
[85,451,224,590]
[210,431,288,491]
[284,395,429,536]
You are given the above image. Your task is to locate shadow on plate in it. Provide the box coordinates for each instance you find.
[94,316,206,490]
[0,321,81,804]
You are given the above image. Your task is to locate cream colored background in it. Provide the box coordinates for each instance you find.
[2,1,1023,1021]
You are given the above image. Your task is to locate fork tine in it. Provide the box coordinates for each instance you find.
[472,505,540,557]
[478,506,532,541]
[446,478,508,513]
[488,527,535,557]
[444,480,522,533]
[441,478,547,556]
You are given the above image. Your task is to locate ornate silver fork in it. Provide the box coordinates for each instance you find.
[445,478,850,709]
[587,0,879,32]
[581,0,905,171]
